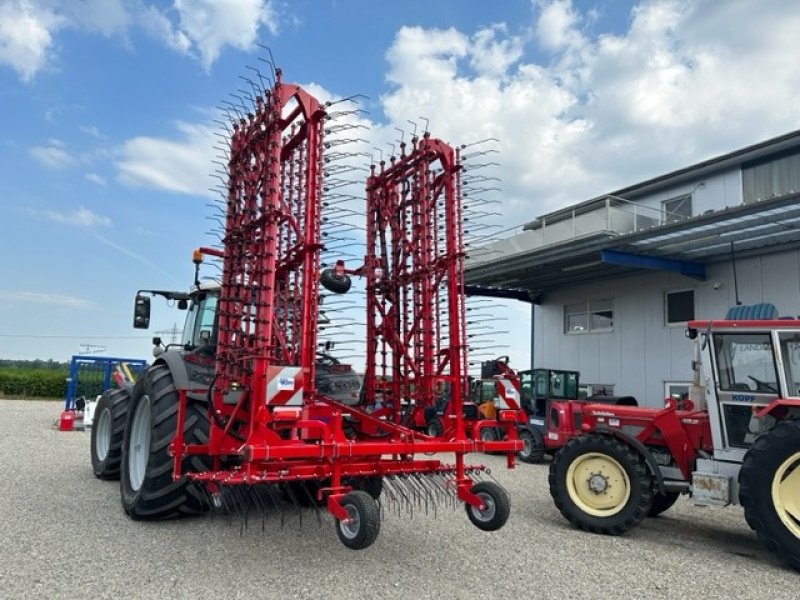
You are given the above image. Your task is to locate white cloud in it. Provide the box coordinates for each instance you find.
[0,0,278,82]
[0,290,95,309]
[378,1,800,216]
[535,0,584,52]
[116,121,217,196]
[0,0,63,82]
[43,207,112,228]
[29,142,76,169]
[147,0,278,71]
[85,173,106,186]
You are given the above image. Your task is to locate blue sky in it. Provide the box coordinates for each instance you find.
[1,0,800,370]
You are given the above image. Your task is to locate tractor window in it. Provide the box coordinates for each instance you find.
[182,293,218,348]
[480,381,496,403]
[714,332,778,450]
[778,332,800,397]
[549,372,578,399]
[713,333,778,393]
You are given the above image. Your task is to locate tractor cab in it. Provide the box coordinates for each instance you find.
[133,281,220,356]
[690,319,800,461]
[519,368,580,421]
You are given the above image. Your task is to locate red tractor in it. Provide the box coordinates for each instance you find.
[517,368,637,463]
[464,361,638,464]
[548,317,800,571]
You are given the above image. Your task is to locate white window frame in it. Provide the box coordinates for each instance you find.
[662,194,692,224]
[564,299,614,334]
[664,381,691,401]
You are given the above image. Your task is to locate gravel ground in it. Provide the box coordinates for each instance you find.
[0,399,796,600]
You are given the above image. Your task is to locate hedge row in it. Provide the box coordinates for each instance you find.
[0,367,69,398]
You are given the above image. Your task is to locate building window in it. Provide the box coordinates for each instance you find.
[565,300,614,333]
[665,289,695,324]
[664,382,690,401]
[742,149,800,204]
[662,194,692,224]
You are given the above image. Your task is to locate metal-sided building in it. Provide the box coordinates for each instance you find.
[465,129,800,407]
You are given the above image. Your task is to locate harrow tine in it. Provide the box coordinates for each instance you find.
[249,485,270,532]
[283,484,304,529]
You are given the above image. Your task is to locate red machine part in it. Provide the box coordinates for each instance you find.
[578,399,713,479]
[361,135,467,428]
[167,75,522,547]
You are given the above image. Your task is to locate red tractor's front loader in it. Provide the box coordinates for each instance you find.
[116,71,523,549]
[548,317,800,571]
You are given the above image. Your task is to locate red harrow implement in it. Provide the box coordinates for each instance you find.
[119,71,523,549]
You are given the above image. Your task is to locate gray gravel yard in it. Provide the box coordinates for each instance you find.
[0,399,796,600]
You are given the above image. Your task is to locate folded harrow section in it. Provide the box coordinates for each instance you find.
[167,73,520,549]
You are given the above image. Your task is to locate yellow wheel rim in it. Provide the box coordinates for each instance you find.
[772,450,800,539]
[566,452,631,517]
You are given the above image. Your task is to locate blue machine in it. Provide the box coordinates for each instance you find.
[64,355,147,409]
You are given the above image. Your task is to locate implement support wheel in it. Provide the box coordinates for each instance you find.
[739,418,800,571]
[465,481,511,531]
[549,434,653,535]
[335,491,380,550]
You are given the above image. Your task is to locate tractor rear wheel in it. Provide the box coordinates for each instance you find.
[90,388,130,480]
[739,418,800,571]
[465,481,511,531]
[648,491,680,517]
[120,364,210,520]
[549,434,654,535]
[517,426,545,464]
[335,491,380,550]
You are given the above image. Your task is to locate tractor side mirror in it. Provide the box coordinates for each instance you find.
[177,299,188,310]
[133,294,151,329]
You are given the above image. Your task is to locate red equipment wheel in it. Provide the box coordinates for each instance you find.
[90,387,130,480]
[335,491,381,550]
[465,481,510,531]
[427,417,443,437]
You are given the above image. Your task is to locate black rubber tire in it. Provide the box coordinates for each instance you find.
[480,427,497,442]
[90,388,130,480]
[320,268,352,294]
[549,434,654,535]
[120,364,210,520]
[284,480,326,507]
[352,476,383,500]
[739,418,800,571]
[335,491,381,550]
[648,491,680,517]
[517,426,545,464]
[427,417,443,437]
[465,481,511,531]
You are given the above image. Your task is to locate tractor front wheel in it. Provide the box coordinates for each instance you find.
[90,387,130,480]
[517,426,545,464]
[120,364,210,520]
[465,481,511,531]
[549,434,654,535]
[335,491,380,550]
[739,418,800,571]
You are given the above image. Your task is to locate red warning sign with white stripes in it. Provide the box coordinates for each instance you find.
[266,366,304,406]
